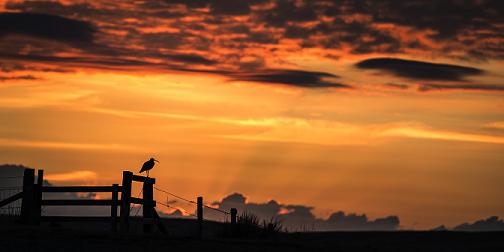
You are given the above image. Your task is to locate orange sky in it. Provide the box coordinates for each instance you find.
[0,0,503,229]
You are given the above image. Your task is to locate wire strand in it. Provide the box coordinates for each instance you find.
[129,187,144,212]
[153,185,229,215]
[203,204,230,215]
[153,186,196,204]
[133,205,142,217]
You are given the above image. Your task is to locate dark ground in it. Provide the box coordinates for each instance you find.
[1,217,503,252]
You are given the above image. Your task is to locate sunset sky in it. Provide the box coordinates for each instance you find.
[0,0,503,229]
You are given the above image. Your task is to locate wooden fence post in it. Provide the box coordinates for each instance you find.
[33,169,43,224]
[230,208,237,225]
[21,168,34,224]
[111,183,119,232]
[230,207,237,236]
[142,179,154,233]
[197,196,203,239]
[120,171,132,233]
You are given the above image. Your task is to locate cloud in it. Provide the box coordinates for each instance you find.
[215,119,504,146]
[44,171,97,182]
[0,1,502,93]
[229,69,350,88]
[210,0,251,16]
[164,53,217,66]
[0,137,142,152]
[2,0,503,63]
[356,58,483,81]
[161,0,210,9]
[318,211,400,231]
[0,75,38,81]
[418,83,504,92]
[0,12,95,46]
[206,192,400,231]
[0,164,104,216]
[0,62,72,73]
[485,122,504,130]
[453,216,504,231]
[363,1,502,43]
[0,164,26,190]
[260,0,318,27]
[0,53,210,73]
[378,125,504,145]
[384,83,410,90]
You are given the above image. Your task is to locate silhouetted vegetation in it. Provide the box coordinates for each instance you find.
[231,211,284,238]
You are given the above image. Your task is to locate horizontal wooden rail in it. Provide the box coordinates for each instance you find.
[41,199,119,206]
[131,175,155,183]
[41,199,156,207]
[42,186,123,193]
[0,192,23,208]
[41,216,119,222]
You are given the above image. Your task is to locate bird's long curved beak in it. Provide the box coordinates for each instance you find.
[154,159,160,163]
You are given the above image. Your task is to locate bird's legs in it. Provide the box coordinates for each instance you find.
[147,170,150,177]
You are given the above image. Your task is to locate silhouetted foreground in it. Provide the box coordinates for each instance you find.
[1,218,503,252]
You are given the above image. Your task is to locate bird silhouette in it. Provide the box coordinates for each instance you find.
[140,158,159,177]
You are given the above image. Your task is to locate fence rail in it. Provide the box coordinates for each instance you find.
[41,216,119,222]
[41,199,118,206]
[42,186,123,192]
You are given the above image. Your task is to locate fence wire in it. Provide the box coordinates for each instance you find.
[153,186,230,221]
[0,187,22,216]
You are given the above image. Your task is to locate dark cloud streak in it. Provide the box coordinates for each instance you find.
[0,75,38,81]
[356,58,483,81]
[418,83,504,92]
[229,69,349,88]
[0,12,95,46]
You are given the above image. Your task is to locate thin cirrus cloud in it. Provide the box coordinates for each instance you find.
[485,122,504,130]
[0,138,142,152]
[214,119,504,146]
[418,83,504,92]
[0,75,38,81]
[378,126,504,145]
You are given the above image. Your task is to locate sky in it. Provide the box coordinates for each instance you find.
[0,0,503,230]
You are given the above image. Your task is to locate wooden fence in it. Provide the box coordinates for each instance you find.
[0,168,238,236]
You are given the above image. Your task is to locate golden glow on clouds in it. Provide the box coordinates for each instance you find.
[485,122,504,130]
[379,126,504,145]
[216,120,504,146]
[1,58,503,230]
[45,170,97,182]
